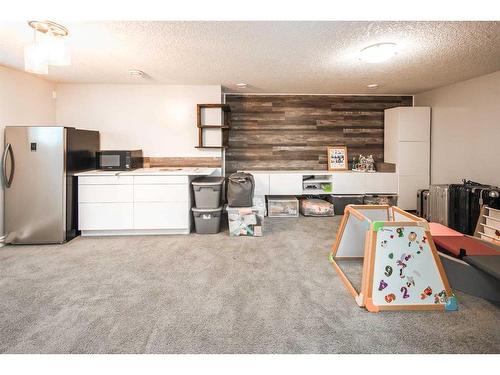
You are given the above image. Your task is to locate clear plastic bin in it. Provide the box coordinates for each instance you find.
[226,204,265,237]
[267,196,299,217]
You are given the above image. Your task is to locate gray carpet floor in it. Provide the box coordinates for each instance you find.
[0,216,499,354]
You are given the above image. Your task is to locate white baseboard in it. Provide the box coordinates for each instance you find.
[81,228,191,236]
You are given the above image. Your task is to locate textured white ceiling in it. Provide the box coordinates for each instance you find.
[1,21,499,94]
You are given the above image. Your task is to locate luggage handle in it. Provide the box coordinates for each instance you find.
[229,177,250,183]
[198,186,218,191]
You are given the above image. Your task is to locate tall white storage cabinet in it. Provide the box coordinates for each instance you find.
[384,107,430,210]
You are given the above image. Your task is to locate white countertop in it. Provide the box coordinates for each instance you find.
[76,167,217,177]
[242,170,396,174]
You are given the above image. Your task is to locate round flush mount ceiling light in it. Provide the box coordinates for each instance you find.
[359,43,398,63]
[128,69,145,78]
[236,83,248,89]
[367,83,379,89]
[28,21,68,37]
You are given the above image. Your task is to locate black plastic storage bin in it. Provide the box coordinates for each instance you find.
[364,194,398,206]
[192,177,225,209]
[327,195,364,215]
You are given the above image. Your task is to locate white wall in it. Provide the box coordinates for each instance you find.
[0,65,57,239]
[55,84,223,157]
[415,70,500,187]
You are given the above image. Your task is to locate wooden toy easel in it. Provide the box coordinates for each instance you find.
[330,205,457,312]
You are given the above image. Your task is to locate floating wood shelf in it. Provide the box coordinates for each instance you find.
[196,104,231,149]
[195,146,227,149]
[197,125,230,129]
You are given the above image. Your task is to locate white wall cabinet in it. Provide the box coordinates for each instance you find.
[384,106,431,210]
[252,173,270,196]
[332,173,365,194]
[365,173,398,194]
[244,170,398,197]
[78,175,193,235]
[269,173,303,195]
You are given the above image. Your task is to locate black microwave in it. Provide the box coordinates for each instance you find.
[97,150,143,170]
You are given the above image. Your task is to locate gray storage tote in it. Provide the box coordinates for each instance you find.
[192,176,224,208]
[192,207,222,234]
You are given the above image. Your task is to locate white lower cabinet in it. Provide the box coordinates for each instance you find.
[79,185,133,203]
[252,173,270,196]
[133,184,188,203]
[79,203,134,230]
[78,175,192,235]
[134,202,189,229]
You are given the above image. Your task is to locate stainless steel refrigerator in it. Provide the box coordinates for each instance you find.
[3,127,99,244]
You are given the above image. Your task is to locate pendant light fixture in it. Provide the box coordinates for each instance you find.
[24,21,70,74]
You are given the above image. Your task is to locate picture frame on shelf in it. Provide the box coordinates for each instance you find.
[327,146,348,171]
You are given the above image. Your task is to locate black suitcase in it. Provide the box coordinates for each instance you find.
[449,180,500,235]
[416,189,429,219]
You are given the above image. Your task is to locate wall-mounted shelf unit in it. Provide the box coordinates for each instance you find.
[196,104,231,149]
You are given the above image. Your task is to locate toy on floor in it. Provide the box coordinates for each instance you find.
[330,204,457,312]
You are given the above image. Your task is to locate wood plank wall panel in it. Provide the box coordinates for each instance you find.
[143,157,221,168]
[225,95,412,172]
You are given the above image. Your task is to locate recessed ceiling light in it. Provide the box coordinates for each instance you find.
[128,69,145,78]
[236,83,248,88]
[367,83,379,89]
[359,43,398,63]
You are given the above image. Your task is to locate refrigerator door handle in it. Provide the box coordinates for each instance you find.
[2,143,14,188]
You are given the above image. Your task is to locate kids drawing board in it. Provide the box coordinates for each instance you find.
[333,205,390,258]
[371,224,449,307]
[330,205,457,312]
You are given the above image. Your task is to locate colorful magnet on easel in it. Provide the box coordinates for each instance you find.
[420,286,432,299]
[400,286,410,299]
[445,296,458,311]
[384,265,393,277]
[388,253,393,259]
[406,276,415,287]
[396,228,404,237]
[407,232,417,247]
[384,293,396,303]
[378,279,388,291]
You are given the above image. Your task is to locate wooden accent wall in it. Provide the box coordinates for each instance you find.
[143,157,221,168]
[225,95,412,172]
